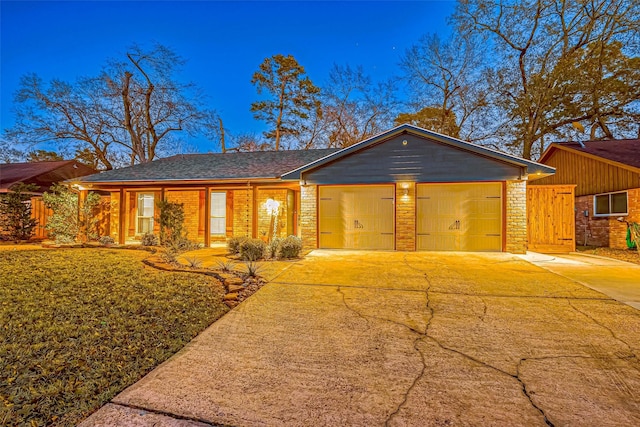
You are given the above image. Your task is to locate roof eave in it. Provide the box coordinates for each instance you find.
[70,176,283,187]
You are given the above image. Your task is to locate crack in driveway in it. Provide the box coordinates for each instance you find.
[398,255,555,426]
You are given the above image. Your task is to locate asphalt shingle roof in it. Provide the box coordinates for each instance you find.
[553,139,640,170]
[80,149,340,183]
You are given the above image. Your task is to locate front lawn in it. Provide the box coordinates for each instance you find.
[0,249,228,426]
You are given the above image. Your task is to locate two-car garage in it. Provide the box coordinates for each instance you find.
[318,183,503,251]
[283,124,555,254]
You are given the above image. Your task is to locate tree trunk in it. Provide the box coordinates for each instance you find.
[219,118,226,153]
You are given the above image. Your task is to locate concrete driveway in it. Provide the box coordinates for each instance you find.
[82,251,640,426]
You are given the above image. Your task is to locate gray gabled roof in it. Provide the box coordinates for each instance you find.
[79,149,339,184]
[281,124,556,180]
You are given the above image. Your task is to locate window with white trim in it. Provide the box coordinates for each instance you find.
[137,193,155,234]
[594,191,627,216]
[210,192,226,235]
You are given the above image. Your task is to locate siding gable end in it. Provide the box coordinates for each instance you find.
[301,134,523,184]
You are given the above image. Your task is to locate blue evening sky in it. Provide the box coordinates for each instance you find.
[1,1,456,152]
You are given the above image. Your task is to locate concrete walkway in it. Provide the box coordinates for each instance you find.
[522,252,640,310]
[81,251,640,426]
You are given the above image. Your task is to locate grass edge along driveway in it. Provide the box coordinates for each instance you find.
[0,248,228,426]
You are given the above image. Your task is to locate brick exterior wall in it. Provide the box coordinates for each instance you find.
[575,188,640,248]
[396,182,416,251]
[165,190,204,244]
[256,189,290,241]
[232,189,253,238]
[300,185,317,249]
[506,180,527,254]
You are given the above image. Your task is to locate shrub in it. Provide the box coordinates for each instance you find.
[42,185,104,243]
[227,236,248,254]
[98,235,115,246]
[277,235,303,259]
[157,200,185,245]
[266,237,281,259]
[79,192,104,241]
[215,259,237,272]
[166,237,199,254]
[183,255,203,269]
[0,183,38,241]
[239,238,266,261]
[42,184,79,243]
[141,232,159,246]
[243,260,264,278]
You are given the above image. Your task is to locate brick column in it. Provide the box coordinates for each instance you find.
[300,185,317,249]
[506,180,527,254]
[396,182,416,251]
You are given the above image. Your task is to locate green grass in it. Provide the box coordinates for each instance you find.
[0,249,228,426]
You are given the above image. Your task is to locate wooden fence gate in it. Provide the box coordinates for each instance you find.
[30,197,52,240]
[527,185,576,253]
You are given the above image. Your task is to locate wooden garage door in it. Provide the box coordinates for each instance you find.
[319,185,395,249]
[417,183,502,251]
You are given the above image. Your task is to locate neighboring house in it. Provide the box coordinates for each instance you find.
[0,160,98,239]
[74,125,554,253]
[532,139,640,249]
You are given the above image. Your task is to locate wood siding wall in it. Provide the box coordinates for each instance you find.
[303,134,523,184]
[531,149,640,196]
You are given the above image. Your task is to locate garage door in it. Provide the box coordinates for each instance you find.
[319,185,394,249]
[417,183,502,251]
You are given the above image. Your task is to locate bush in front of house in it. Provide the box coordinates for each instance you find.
[277,235,303,259]
[42,184,103,244]
[42,184,79,243]
[266,237,281,259]
[239,238,267,261]
[227,236,248,254]
[99,235,115,246]
[141,232,159,246]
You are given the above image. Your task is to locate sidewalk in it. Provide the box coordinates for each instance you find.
[519,252,640,310]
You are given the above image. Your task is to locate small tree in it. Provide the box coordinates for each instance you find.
[80,192,104,242]
[43,184,79,243]
[43,186,104,243]
[157,200,185,245]
[0,183,38,241]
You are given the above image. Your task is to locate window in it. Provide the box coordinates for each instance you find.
[594,191,628,216]
[137,193,155,234]
[210,192,226,235]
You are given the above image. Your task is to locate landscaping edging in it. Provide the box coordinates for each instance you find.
[142,255,265,308]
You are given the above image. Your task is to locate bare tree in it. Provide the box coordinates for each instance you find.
[400,33,490,141]
[454,0,640,158]
[321,64,398,148]
[4,44,219,169]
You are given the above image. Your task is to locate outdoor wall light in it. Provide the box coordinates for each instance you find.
[403,188,409,196]
[402,140,408,146]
